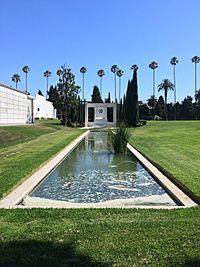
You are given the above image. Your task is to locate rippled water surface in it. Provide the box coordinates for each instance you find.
[30,132,176,205]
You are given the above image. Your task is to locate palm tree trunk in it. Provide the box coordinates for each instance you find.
[46,77,49,99]
[165,90,168,120]
[153,69,155,119]
[194,62,197,120]
[100,77,102,98]
[82,73,85,123]
[26,73,28,93]
[82,73,85,100]
[115,73,116,103]
[119,76,121,102]
[173,64,176,120]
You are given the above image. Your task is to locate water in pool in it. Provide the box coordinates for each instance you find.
[30,131,176,206]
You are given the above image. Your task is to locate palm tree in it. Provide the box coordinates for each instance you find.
[131,64,138,73]
[80,66,87,100]
[43,70,52,98]
[191,56,200,120]
[79,67,87,123]
[111,65,118,102]
[97,69,105,99]
[149,61,158,118]
[158,79,174,120]
[22,65,30,93]
[11,74,21,89]
[116,69,124,102]
[170,57,178,120]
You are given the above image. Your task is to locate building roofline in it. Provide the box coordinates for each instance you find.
[0,82,28,96]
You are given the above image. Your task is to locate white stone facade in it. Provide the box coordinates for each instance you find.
[34,94,56,119]
[85,102,117,127]
[0,83,56,125]
[0,83,33,125]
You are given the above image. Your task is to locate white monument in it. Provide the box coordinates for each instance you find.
[85,102,117,127]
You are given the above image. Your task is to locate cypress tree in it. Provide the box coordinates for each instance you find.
[124,67,139,127]
[131,67,139,126]
[105,92,111,103]
[119,98,123,122]
[122,94,126,122]
[156,96,165,119]
[91,85,103,103]
[124,80,131,124]
[38,89,44,96]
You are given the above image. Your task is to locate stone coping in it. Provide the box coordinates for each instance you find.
[0,130,89,208]
[127,144,197,207]
[0,130,198,209]
[20,194,179,209]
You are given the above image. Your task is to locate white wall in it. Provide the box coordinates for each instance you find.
[0,83,33,125]
[34,94,56,119]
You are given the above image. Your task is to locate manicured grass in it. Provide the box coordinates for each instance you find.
[0,208,200,266]
[130,121,200,197]
[0,121,85,198]
[0,120,65,149]
[0,125,54,148]
[0,120,200,266]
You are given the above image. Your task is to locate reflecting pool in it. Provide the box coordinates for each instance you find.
[30,131,176,206]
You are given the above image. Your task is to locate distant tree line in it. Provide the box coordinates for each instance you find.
[47,64,200,126]
[139,91,200,120]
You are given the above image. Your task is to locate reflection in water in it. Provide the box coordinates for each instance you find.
[30,132,176,205]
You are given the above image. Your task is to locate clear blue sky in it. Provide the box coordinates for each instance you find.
[1,0,200,103]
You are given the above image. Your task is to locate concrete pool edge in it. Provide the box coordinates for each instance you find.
[17,195,183,209]
[0,130,90,208]
[127,144,197,207]
[0,131,198,209]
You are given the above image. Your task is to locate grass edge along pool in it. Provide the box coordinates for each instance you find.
[28,131,178,207]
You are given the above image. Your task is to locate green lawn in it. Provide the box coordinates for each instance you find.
[0,120,200,267]
[130,121,200,198]
[0,208,200,267]
[0,120,85,199]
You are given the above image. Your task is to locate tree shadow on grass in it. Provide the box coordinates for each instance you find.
[0,240,111,267]
[168,258,200,267]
